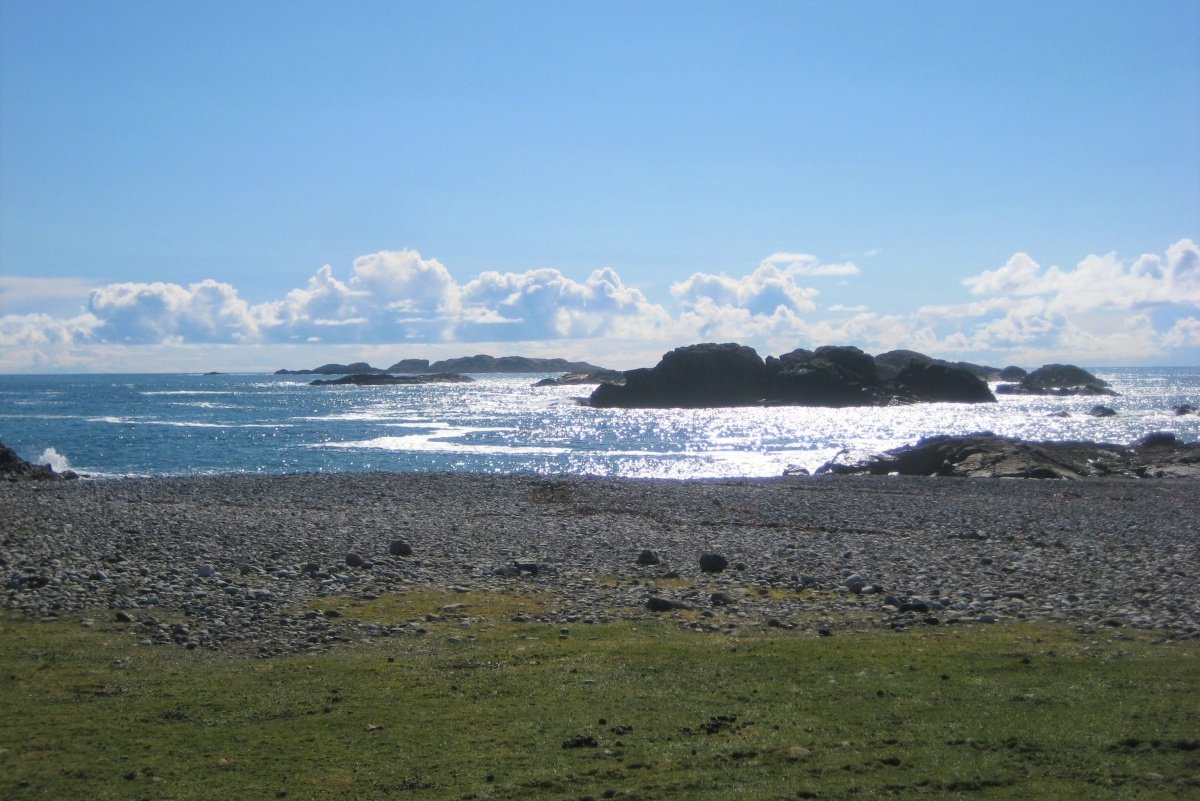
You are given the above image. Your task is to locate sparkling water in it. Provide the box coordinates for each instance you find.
[1,369,1196,479]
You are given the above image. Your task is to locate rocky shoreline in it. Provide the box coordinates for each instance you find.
[3,472,1197,657]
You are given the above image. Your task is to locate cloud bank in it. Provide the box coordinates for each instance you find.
[1,241,1197,371]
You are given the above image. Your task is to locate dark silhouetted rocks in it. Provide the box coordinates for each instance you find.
[996,364,1116,396]
[587,343,996,408]
[534,370,626,387]
[874,350,1002,382]
[998,365,1028,381]
[590,343,768,408]
[1087,405,1117,417]
[813,432,1199,479]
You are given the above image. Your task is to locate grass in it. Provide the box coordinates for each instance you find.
[2,590,1198,800]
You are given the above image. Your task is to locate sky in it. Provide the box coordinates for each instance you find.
[1,0,1197,373]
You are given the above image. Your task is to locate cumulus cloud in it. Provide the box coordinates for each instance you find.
[963,239,1200,310]
[86,280,266,344]
[3,241,1198,371]
[459,267,671,341]
[672,263,822,317]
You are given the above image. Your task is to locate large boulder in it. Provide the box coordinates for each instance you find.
[589,343,768,408]
[996,364,1116,396]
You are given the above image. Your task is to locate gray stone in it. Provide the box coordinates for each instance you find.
[636,549,661,566]
[646,596,689,612]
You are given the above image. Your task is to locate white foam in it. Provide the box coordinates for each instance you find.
[37,447,71,472]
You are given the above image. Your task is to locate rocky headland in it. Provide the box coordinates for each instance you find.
[3,471,1197,659]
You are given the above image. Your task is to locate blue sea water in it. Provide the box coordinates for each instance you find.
[0,369,1197,479]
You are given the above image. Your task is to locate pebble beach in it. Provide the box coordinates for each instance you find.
[3,473,1198,654]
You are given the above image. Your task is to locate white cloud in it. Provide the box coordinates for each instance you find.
[963,239,1200,310]
[672,263,821,317]
[759,252,860,276]
[459,267,671,341]
[3,241,1198,372]
[86,280,266,344]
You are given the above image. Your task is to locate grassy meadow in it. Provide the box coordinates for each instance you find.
[2,589,1198,800]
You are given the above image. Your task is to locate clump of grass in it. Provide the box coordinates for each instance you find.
[1,606,1197,799]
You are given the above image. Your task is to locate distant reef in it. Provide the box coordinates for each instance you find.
[309,373,473,387]
[277,355,608,376]
[587,343,999,409]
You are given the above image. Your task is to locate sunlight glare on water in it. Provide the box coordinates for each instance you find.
[0,369,1196,478]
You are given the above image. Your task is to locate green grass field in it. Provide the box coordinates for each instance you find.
[2,589,1198,800]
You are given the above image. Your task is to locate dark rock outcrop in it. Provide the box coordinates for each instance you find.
[534,369,626,387]
[998,365,1028,381]
[591,343,768,408]
[386,359,431,373]
[890,361,997,404]
[309,373,474,386]
[588,343,996,408]
[1,442,77,482]
[1087,405,1117,418]
[874,350,1001,382]
[812,432,1200,479]
[767,346,881,407]
[996,364,1116,396]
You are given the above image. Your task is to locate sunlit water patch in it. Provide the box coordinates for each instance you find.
[0,369,1195,478]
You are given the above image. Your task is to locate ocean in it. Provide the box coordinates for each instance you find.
[1,368,1197,480]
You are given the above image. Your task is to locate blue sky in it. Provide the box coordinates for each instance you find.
[1,0,1197,372]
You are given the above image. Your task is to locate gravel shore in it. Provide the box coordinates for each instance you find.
[3,473,1197,655]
